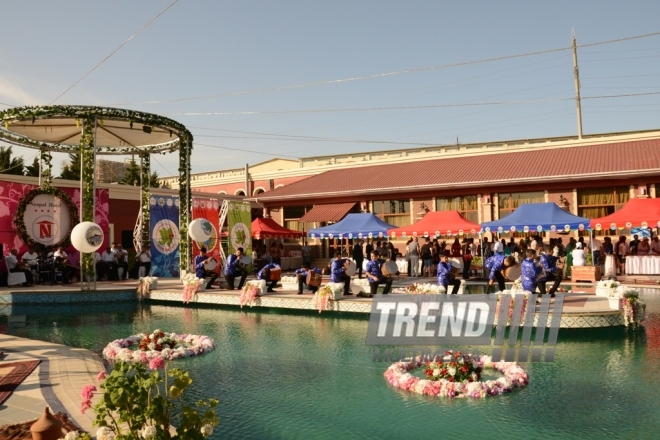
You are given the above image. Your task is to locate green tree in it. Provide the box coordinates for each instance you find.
[59,153,81,180]
[0,146,25,175]
[149,170,161,188]
[24,156,41,177]
[121,159,141,186]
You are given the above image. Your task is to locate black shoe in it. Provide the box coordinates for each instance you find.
[207,285,215,289]
[297,291,303,295]
[357,292,369,298]
[343,292,353,296]
[267,289,275,293]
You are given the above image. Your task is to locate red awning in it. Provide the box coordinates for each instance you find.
[388,211,481,237]
[252,217,303,239]
[590,198,660,230]
[299,202,356,223]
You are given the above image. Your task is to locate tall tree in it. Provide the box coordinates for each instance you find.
[149,170,161,188]
[24,156,41,177]
[59,153,81,180]
[0,146,25,175]
[121,159,141,186]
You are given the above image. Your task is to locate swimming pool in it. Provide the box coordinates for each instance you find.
[1,290,658,439]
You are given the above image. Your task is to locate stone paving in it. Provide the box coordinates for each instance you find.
[0,333,102,432]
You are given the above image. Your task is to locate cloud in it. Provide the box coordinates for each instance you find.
[0,74,44,106]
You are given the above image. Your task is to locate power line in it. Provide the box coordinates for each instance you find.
[48,0,179,105]
[194,142,300,159]
[108,29,660,106]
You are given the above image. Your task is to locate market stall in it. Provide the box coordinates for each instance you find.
[590,198,660,275]
[308,213,395,240]
[252,217,304,270]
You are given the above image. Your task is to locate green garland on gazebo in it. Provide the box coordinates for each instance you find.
[13,187,79,254]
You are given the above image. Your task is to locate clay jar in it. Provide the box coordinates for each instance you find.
[30,407,64,440]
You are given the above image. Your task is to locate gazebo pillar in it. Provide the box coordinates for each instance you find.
[139,153,151,250]
[79,117,97,289]
[179,134,192,273]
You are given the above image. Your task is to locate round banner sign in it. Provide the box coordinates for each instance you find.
[229,222,250,252]
[22,194,71,246]
[152,219,180,255]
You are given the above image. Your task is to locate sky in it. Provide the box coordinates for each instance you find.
[1,1,660,177]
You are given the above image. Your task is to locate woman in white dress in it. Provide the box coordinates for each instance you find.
[603,236,616,278]
[571,242,586,267]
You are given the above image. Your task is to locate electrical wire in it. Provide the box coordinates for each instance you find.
[194,142,300,159]
[48,0,180,105]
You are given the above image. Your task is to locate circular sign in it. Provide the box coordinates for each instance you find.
[610,223,617,231]
[470,228,477,234]
[391,232,396,238]
[523,226,530,233]
[423,231,429,237]
[595,223,602,231]
[564,225,571,232]
[339,234,343,239]
[71,222,104,253]
[642,221,648,229]
[329,233,334,239]
[497,226,503,233]
[188,218,213,242]
[510,226,516,232]
[368,232,373,238]
[311,233,316,238]
[229,222,249,252]
[485,227,491,233]
[447,230,452,236]
[196,222,218,253]
[412,232,418,237]
[378,232,383,238]
[358,233,363,239]
[152,219,180,255]
[320,233,325,239]
[537,225,543,232]
[348,233,353,239]
[625,222,632,229]
[435,231,440,237]
[578,224,585,231]
[402,232,407,238]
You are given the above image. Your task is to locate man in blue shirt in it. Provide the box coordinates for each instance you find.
[520,249,542,293]
[363,251,393,297]
[258,263,280,292]
[295,262,322,295]
[539,245,561,297]
[484,254,516,293]
[224,247,248,290]
[437,252,461,294]
[330,251,352,296]
[194,247,218,289]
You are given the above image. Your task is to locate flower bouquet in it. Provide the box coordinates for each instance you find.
[405,283,446,295]
[495,289,530,321]
[596,280,620,297]
[424,352,482,383]
[312,284,341,313]
[620,288,646,328]
[239,280,265,308]
[137,276,158,300]
[103,330,216,364]
[182,273,204,303]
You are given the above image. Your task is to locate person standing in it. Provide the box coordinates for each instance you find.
[194,247,218,290]
[437,252,461,294]
[136,246,152,277]
[629,234,640,256]
[420,237,433,277]
[571,242,586,267]
[637,237,651,256]
[224,247,248,290]
[364,251,393,297]
[603,236,616,278]
[295,262,321,295]
[564,238,576,279]
[591,236,602,266]
[114,244,129,280]
[330,251,351,295]
[407,237,420,277]
[365,239,374,260]
[616,236,629,275]
[352,239,364,279]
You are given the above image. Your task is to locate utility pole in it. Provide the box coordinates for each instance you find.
[572,30,583,139]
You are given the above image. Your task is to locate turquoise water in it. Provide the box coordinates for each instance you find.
[1,291,660,439]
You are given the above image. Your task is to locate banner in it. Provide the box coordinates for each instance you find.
[227,201,252,258]
[149,195,180,277]
[0,180,109,267]
[192,198,221,275]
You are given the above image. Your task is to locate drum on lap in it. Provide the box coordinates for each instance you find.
[269,267,281,281]
[306,271,322,287]
[382,261,399,277]
[344,260,357,277]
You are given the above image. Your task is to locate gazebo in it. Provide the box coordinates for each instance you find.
[590,198,660,230]
[252,217,303,239]
[481,202,590,234]
[388,211,481,238]
[308,213,395,239]
[0,105,193,289]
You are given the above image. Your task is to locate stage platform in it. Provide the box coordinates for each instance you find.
[0,276,645,328]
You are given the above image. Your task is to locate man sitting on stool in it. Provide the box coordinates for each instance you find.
[6,249,33,286]
[484,254,516,293]
[195,247,218,290]
[437,252,461,294]
[330,251,352,296]
[539,245,561,297]
[295,262,321,295]
[363,251,393,297]
[258,263,280,293]
[224,247,248,290]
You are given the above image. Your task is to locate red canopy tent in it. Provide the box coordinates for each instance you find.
[388,211,481,238]
[590,198,660,230]
[251,217,303,239]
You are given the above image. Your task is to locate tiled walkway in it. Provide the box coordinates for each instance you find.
[0,333,102,431]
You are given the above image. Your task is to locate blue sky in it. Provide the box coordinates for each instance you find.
[1,1,660,177]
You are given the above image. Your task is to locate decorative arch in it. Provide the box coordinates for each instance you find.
[234,189,246,196]
[253,187,266,196]
[218,191,227,195]
[274,184,284,189]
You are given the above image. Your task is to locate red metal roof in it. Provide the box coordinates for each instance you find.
[256,139,660,201]
[299,202,356,222]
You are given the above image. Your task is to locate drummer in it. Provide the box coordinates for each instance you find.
[437,252,461,294]
[295,262,322,295]
[258,262,280,293]
[520,249,543,294]
[364,251,393,297]
[195,247,218,290]
[330,251,352,296]
[224,247,248,290]
[539,245,561,297]
[484,254,516,293]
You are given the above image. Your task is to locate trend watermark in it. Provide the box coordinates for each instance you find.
[367,294,563,363]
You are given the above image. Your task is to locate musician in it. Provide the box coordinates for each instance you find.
[224,247,248,290]
[484,254,516,293]
[137,246,152,277]
[53,246,76,284]
[21,248,39,268]
[258,262,280,293]
[520,249,543,294]
[98,247,117,280]
[437,252,461,294]
[295,262,321,295]
[6,248,33,286]
[194,247,218,290]
[330,251,352,296]
[539,245,561,297]
[114,244,129,280]
[364,251,393,297]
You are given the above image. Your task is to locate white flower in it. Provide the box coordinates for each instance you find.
[63,432,80,440]
[447,367,457,376]
[201,424,214,437]
[96,427,115,440]
[432,368,441,376]
[140,425,157,439]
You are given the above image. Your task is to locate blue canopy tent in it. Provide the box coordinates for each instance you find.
[308,213,395,240]
[481,202,590,234]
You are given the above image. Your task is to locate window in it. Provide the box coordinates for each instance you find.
[436,195,479,223]
[372,200,411,227]
[498,191,544,218]
[577,187,629,218]
[283,205,313,234]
